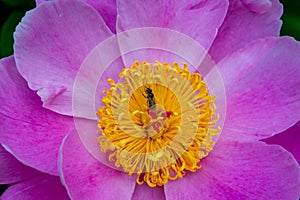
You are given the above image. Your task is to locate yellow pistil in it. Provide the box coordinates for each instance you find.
[96,61,220,187]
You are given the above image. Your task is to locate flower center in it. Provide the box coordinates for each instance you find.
[96,61,220,187]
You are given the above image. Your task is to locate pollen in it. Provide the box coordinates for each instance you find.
[96,61,220,187]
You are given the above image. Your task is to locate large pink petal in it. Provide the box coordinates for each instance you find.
[0,145,41,184]
[209,0,283,62]
[72,39,124,120]
[14,0,113,116]
[218,37,300,141]
[1,174,70,200]
[116,0,228,66]
[0,56,74,175]
[165,140,300,199]
[132,184,165,200]
[83,0,117,33]
[35,0,117,33]
[117,0,228,50]
[262,121,300,165]
[59,130,136,200]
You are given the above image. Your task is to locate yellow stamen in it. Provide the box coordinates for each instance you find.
[96,61,220,187]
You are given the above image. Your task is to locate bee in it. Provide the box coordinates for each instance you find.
[144,87,156,110]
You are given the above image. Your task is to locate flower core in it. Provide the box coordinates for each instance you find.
[97,61,220,187]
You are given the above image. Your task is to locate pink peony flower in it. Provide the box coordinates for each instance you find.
[1,0,300,199]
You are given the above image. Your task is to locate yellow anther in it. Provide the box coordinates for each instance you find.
[96,61,219,187]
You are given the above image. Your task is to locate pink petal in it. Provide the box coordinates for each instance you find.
[165,140,300,199]
[35,0,44,5]
[1,174,70,200]
[209,0,283,63]
[35,0,117,33]
[83,0,117,33]
[262,121,300,165]
[14,0,113,116]
[0,56,74,175]
[132,184,165,200]
[72,42,124,120]
[71,41,125,161]
[117,0,228,50]
[116,0,228,66]
[0,145,41,184]
[218,37,300,141]
[240,0,272,14]
[59,130,136,200]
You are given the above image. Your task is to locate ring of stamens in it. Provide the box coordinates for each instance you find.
[97,61,220,187]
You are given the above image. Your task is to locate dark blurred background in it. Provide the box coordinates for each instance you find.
[0,0,35,58]
[0,0,299,196]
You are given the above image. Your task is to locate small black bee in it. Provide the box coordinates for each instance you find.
[144,87,156,109]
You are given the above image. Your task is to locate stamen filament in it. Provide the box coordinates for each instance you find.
[97,61,220,187]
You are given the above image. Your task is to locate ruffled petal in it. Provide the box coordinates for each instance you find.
[240,0,272,13]
[0,56,74,175]
[72,43,124,120]
[132,184,165,200]
[0,145,41,184]
[59,130,136,200]
[14,0,113,116]
[165,140,300,199]
[1,174,70,200]
[116,0,228,66]
[35,0,117,33]
[262,121,300,165]
[83,0,117,33]
[218,37,300,141]
[209,0,283,62]
[117,0,228,50]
